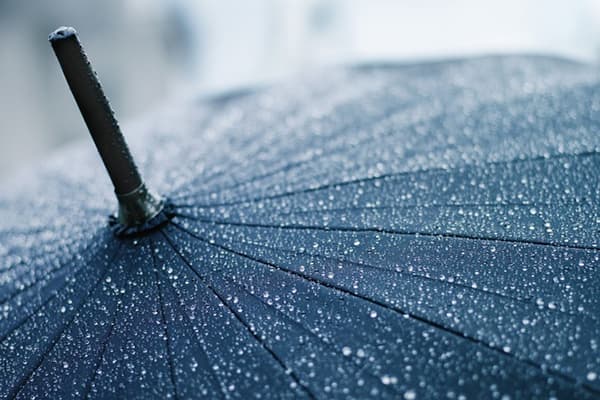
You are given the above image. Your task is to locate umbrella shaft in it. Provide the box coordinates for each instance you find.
[49,27,142,195]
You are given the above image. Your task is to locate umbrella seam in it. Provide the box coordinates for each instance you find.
[167,69,421,198]
[211,234,537,304]
[171,222,600,396]
[173,214,599,252]
[214,270,403,397]
[150,241,181,400]
[192,228,598,322]
[6,244,123,399]
[81,275,127,400]
[173,150,598,210]
[149,242,232,400]
[161,230,317,400]
[0,242,120,345]
[170,77,595,202]
[80,305,124,399]
[239,200,598,219]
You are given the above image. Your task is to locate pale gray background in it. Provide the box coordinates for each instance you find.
[1,0,599,178]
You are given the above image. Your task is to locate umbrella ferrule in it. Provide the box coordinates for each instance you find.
[116,183,164,227]
[50,26,165,230]
[49,26,143,196]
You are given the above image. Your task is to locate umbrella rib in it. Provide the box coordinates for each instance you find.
[269,199,592,216]
[215,271,402,397]
[171,74,582,203]
[168,70,412,199]
[172,223,600,396]
[161,231,318,400]
[171,157,320,203]
[148,245,231,400]
[170,101,408,201]
[149,242,181,400]
[209,232,597,322]
[81,285,126,400]
[173,214,599,252]
[212,233,532,303]
[208,144,598,207]
[151,241,297,400]
[173,150,598,210]
[183,217,600,322]
[7,245,123,399]
[169,82,460,202]
[240,200,595,219]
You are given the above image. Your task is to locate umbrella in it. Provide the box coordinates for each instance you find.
[0,26,599,399]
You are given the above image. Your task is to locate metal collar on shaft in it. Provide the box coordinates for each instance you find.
[49,26,164,228]
[116,184,164,227]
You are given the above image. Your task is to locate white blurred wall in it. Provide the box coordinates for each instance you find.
[0,0,599,177]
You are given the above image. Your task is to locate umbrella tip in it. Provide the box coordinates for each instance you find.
[49,26,167,233]
[48,26,77,42]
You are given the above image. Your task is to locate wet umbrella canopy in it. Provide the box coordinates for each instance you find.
[0,27,599,399]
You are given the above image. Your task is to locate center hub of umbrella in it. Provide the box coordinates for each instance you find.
[109,198,175,237]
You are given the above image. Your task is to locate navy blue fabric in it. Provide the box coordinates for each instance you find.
[0,55,599,399]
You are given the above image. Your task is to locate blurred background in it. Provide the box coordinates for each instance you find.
[1,0,600,177]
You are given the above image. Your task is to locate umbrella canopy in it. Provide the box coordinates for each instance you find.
[1,32,599,399]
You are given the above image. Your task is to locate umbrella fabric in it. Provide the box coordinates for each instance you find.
[1,55,599,399]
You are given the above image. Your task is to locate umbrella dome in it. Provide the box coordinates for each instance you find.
[0,29,599,399]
